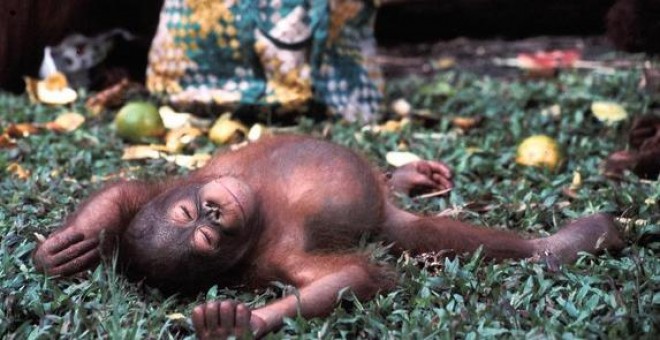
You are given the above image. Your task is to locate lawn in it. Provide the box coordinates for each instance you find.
[1,51,659,338]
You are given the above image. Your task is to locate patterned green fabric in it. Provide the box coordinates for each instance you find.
[147,0,383,121]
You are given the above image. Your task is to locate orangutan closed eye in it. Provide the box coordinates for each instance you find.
[34,135,624,339]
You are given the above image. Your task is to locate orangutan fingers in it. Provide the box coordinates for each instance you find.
[426,161,453,179]
[50,237,99,267]
[49,246,100,277]
[411,173,437,189]
[45,232,85,254]
[432,173,453,189]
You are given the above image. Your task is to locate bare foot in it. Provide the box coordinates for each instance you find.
[633,147,660,179]
[629,115,660,149]
[603,150,639,179]
[604,142,660,180]
[534,213,624,264]
[605,114,660,180]
[389,160,453,197]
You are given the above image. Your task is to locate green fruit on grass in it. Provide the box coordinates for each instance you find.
[114,102,165,142]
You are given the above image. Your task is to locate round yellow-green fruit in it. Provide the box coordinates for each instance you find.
[114,101,165,142]
[515,135,564,171]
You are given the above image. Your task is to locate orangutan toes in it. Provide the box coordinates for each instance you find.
[629,114,660,148]
[535,213,624,264]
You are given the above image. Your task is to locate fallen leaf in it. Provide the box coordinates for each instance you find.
[0,133,16,148]
[121,145,165,160]
[362,119,408,135]
[6,123,40,138]
[24,77,40,103]
[451,116,483,130]
[570,171,582,190]
[381,119,406,133]
[209,114,248,145]
[46,112,85,132]
[386,151,421,167]
[591,101,628,124]
[167,313,187,321]
[7,162,30,180]
[166,154,212,169]
[85,78,132,114]
[159,106,194,130]
[165,127,204,153]
[122,145,211,169]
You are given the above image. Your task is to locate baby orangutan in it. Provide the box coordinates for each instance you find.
[34,135,623,339]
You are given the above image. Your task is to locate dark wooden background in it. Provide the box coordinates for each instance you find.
[0,0,657,92]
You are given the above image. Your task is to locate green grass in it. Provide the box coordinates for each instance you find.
[1,65,659,339]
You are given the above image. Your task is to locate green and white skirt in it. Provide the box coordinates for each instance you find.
[147,0,383,121]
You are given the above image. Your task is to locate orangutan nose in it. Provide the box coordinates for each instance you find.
[202,201,223,225]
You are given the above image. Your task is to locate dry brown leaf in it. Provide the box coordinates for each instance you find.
[6,123,41,138]
[24,77,40,103]
[122,144,210,169]
[166,154,212,169]
[158,106,211,130]
[165,127,204,153]
[159,106,194,130]
[7,162,30,180]
[46,112,85,133]
[0,133,16,148]
[121,145,165,160]
[381,119,406,133]
[570,171,582,190]
[85,78,131,114]
[451,116,483,130]
[209,115,248,145]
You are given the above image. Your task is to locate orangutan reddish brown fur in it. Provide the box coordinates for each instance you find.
[604,114,660,180]
[34,135,624,339]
